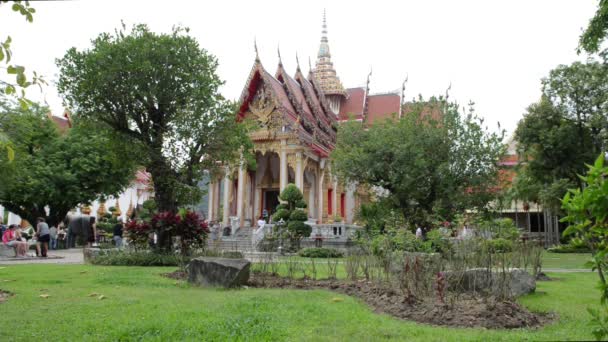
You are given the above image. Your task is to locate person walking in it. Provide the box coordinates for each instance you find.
[36,218,51,257]
[113,219,123,249]
[49,224,58,250]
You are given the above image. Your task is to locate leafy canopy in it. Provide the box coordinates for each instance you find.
[561,154,608,340]
[57,23,251,211]
[0,99,137,226]
[514,59,608,210]
[579,0,608,54]
[332,98,505,227]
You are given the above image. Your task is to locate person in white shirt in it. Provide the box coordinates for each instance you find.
[415,227,423,239]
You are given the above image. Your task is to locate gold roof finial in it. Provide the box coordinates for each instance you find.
[113,200,122,217]
[97,201,107,217]
[126,197,134,218]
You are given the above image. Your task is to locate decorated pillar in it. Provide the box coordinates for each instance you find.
[317,159,326,223]
[295,151,303,191]
[236,157,246,228]
[222,167,231,226]
[280,139,288,192]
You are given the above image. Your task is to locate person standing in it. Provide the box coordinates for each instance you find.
[0,217,6,236]
[112,219,123,249]
[36,218,50,257]
[49,224,58,250]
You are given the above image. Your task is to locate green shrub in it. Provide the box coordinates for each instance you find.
[90,249,245,266]
[484,238,513,253]
[298,247,343,258]
[90,250,187,266]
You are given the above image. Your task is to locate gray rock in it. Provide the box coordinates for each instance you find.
[447,268,536,298]
[187,257,250,288]
[0,244,16,257]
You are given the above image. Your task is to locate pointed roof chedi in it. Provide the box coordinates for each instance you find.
[313,10,346,97]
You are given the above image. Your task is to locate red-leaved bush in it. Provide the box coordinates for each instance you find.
[151,209,209,255]
[124,220,151,250]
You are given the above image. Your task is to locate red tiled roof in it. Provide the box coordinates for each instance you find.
[498,154,518,166]
[277,69,315,124]
[366,94,401,124]
[338,87,365,121]
[50,115,70,134]
[263,70,296,115]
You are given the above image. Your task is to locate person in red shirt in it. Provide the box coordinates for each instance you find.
[2,224,28,257]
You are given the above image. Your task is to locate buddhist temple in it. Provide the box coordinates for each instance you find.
[206,13,406,229]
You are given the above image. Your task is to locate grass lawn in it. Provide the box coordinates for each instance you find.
[0,263,600,341]
[542,252,591,270]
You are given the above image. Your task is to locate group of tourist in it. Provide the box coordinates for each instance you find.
[0,217,68,258]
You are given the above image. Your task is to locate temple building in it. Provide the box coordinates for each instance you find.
[206,13,406,228]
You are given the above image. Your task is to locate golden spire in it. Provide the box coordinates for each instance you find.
[126,197,134,218]
[313,10,346,97]
[113,200,122,217]
[97,201,107,217]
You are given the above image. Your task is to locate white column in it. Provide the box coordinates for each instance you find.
[213,181,221,222]
[207,179,215,221]
[332,179,339,218]
[317,160,326,223]
[280,139,288,192]
[345,182,356,224]
[222,168,230,226]
[295,152,303,191]
[236,159,246,228]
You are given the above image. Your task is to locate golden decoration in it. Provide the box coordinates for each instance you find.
[113,201,122,217]
[249,88,275,128]
[97,201,106,217]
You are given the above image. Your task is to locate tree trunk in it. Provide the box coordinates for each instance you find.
[146,149,177,253]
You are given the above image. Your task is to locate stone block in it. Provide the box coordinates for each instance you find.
[187,257,250,288]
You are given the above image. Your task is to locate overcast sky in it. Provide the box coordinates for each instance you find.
[0,0,599,135]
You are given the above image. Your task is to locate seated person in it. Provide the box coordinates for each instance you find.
[2,224,28,257]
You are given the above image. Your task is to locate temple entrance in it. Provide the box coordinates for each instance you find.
[263,189,280,218]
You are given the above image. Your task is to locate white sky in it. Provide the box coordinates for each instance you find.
[0,0,599,135]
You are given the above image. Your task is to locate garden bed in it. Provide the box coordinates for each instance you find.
[164,270,554,329]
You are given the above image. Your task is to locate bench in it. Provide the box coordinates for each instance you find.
[0,243,17,257]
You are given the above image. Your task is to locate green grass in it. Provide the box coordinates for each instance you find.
[0,263,601,341]
[542,252,592,270]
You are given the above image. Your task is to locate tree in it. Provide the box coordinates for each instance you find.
[0,1,45,161]
[561,154,608,340]
[514,60,608,210]
[57,24,251,214]
[272,184,311,251]
[331,98,505,228]
[0,100,137,226]
[579,0,608,54]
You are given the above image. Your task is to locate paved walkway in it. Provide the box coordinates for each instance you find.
[0,249,84,265]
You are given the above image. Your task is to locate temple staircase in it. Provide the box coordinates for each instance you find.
[208,227,256,252]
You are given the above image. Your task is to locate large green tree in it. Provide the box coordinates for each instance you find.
[0,1,45,161]
[57,24,250,213]
[0,100,136,226]
[579,0,608,54]
[332,98,505,227]
[514,59,608,210]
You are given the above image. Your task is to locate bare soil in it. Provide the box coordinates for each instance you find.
[0,290,12,304]
[162,271,554,329]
